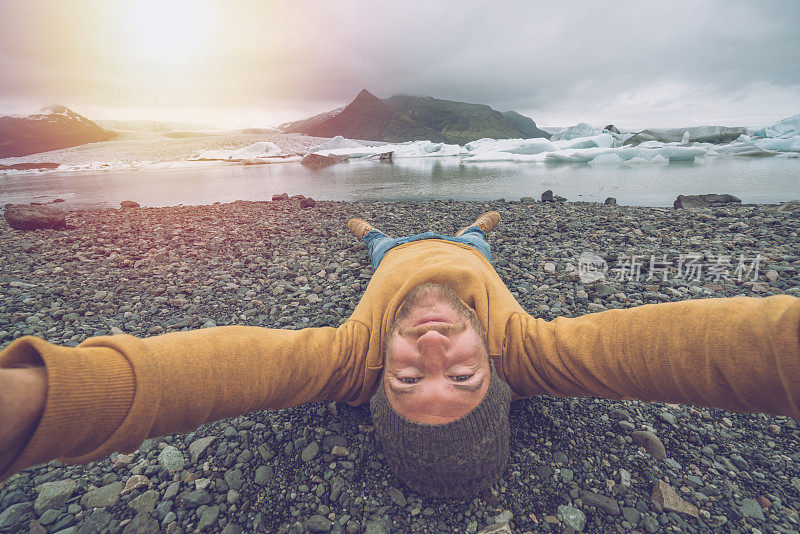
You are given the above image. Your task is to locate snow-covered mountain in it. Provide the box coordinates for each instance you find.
[0,105,114,157]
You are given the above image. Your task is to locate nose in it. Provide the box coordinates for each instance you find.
[416,329,450,359]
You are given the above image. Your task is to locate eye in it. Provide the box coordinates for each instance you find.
[451,374,473,382]
[398,377,421,384]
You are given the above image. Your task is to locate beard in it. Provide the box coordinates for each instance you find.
[383,282,490,358]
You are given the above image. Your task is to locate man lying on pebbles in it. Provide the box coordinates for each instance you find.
[1,211,799,499]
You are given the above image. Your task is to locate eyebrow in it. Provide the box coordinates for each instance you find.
[387,376,485,395]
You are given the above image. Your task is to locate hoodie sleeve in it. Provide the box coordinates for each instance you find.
[502,295,800,418]
[0,321,369,483]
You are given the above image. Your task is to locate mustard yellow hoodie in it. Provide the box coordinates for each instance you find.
[1,239,799,482]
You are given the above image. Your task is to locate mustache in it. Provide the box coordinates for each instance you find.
[397,320,467,338]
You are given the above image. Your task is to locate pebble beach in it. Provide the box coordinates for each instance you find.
[1,197,799,533]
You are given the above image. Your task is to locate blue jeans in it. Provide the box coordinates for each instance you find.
[364,226,492,270]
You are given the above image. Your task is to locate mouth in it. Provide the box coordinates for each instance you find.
[414,315,451,327]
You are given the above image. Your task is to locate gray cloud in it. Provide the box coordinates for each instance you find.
[0,0,798,127]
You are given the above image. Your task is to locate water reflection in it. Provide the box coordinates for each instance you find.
[0,156,798,209]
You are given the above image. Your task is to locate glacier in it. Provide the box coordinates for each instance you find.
[2,115,798,175]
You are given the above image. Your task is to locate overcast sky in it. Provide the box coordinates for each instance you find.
[0,0,798,129]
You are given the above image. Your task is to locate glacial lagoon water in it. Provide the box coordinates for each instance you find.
[1,156,799,210]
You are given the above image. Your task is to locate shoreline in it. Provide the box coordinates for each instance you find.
[1,198,799,532]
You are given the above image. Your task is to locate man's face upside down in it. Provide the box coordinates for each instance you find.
[382,283,491,424]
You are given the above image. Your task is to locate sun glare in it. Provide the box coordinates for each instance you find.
[116,0,211,74]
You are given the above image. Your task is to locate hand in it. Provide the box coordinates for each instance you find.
[0,366,47,475]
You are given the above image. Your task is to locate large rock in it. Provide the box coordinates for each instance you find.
[673,194,741,209]
[81,481,124,508]
[157,445,185,472]
[301,153,350,168]
[651,480,699,517]
[604,124,621,134]
[4,203,67,230]
[0,502,33,529]
[624,125,747,146]
[188,436,217,463]
[579,490,620,515]
[541,190,567,203]
[34,479,77,514]
[631,430,667,460]
[0,105,114,157]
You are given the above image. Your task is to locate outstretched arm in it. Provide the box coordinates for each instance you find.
[502,295,800,417]
[0,321,369,483]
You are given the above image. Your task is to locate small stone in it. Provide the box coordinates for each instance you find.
[195,478,211,490]
[579,490,620,515]
[757,495,771,509]
[197,505,220,531]
[493,510,513,523]
[128,490,159,514]
[477,523,512,534]
[189,436,217,463]
[80,508,113,533]
[544,262,556,273]
[622,507,641,525]
[651,480,699,517]
[38,509,60,526]
[631,431,667,460]
[181,489,212,508]
[34,479,77,513]
[122,511,158,534]
[157,446,185,472]
[120,201,140,209]
[81,481,124,509]
[331,445,350,457]
[557,504,586,531]
[122,475,149,494]
[388,487,406,507]
[363,519,390,534]
[740,498,766,520]
[618,420,636,431]
[619,469,632,487]
[254,465,273,486]
[301,441,320,462]
[658,412,678,427]
[306,514,332,532]
[113,454,134,469]
[224,469,244,491]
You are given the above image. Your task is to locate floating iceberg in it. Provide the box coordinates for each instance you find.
[545,146,707,164]
[195,141,284,161]
[755,137,800,152]
[624,126,748,146]
[550,123,603,141]
[308,135,366,153]
[318,140,466,159]
[762,114,800,139]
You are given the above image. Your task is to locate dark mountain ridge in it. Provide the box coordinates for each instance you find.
[281,90,453,143]
[280,90,549,144]
[0,105,115,158]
